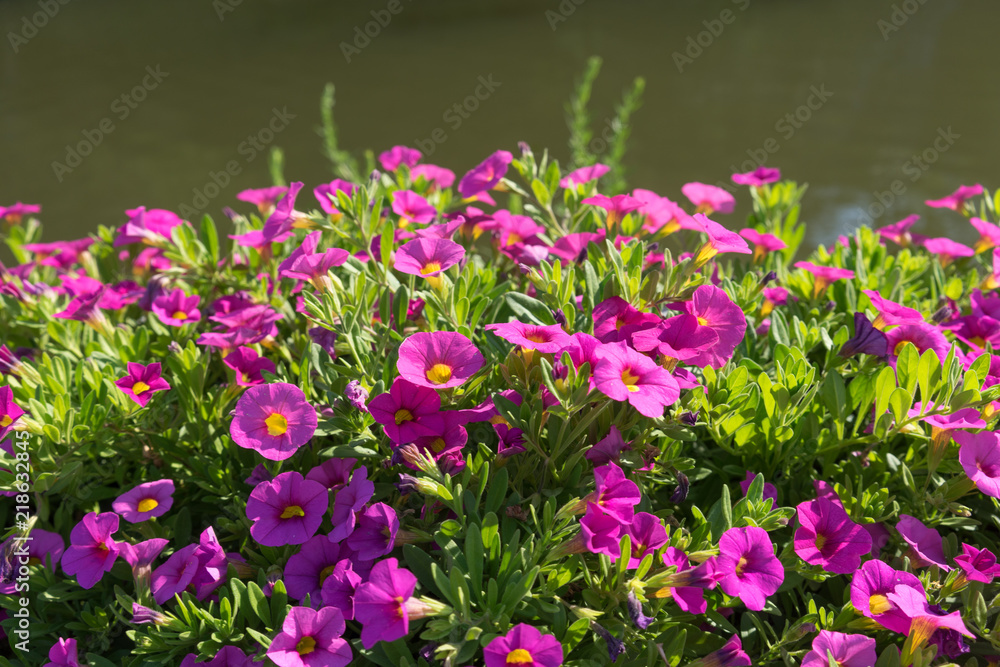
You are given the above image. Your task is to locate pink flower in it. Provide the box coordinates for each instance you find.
[582,193,643,228]
[237,186,288,214]
[887,584,973,649]
[699,635,751,667]
[112,479,175,523]
[633,189,695,235]
[877,214,926,248]
[560,164,609,188]
[410,164,455,189]
[484,623,564,667]
[955,430,1000,498]
[61,512,122,589]
[458,150,513,199]
[955,543,1000,583]
[716,526,784,611]
[631,314,719,367]
[223,347,276,387]
[485,321,572,354]
[483,210,545,247]
[732,166,781,186]
[152,289,201,327]
[676,285,747,368]
[0,202,41,224]
[150,527,228,604]
[354,558,421,648]
[247,472,329,547]
[396,331,484,389]
[591,297,659,343]
[592,341,680,418]
[230,383,318,461]
[970,217,1000,253]
[584,462,641,522]
[346,503,398,559]
[114,362,171,407]
[739,228,786,261]
[921,237,975,266]
[896,515,952,570]
[313,179,357,215]
[0,386,25,440]
[659,548,708,614]
[681,182,736,215]
[691,213,751,264]
[925,183,983,211]
[393,238,465,283]
[884,323,950,365]
[850,559,925,633]
[624,512,667,568]
[862,289,923,329]
[266,606,352,667]
[794,261,854,298]
[45,637,82,667]
[368,377,445,444]
[793,497,872,574]
[391,190,437,227]
[739,471,777,505]
[801,631,876,667]
[379,145,422,171]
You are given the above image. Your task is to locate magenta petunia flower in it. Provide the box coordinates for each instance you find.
[46,637,81,667]
[955,543,1000,583]
[247,472,328,547]
[850,560,925,632]
[329,466,374,543]
[691,213,751,264]
[970,217,1000,253]
[222,347,276,387]
[955,430,1000,498]
[0,202,41,224]
[321,559,363,619]
[884,323,950,365]
[150,527,228,604]
[354,558,420,648]
[54,286,109,329]
[396,331,485,389]
[238,186,288,214]
[793,497,872,574]
[699,635,751,667]
[391,190,437,227]
[280,246,350,287]
[878,214,929,248]
[112,479,175,523]
[579,502,623,558]
[410,164,455,189]
[591,297,660,344]
[582,193,643,228]
[22,237,93,269]
[486,321,573,354]
[284,536,347,603]
[676,285,747,369]
[484,623,564,667]
[114,207,184,246]
[631,314,719,366]
[458,150,513,199]
[0,529,64,595]
[887,584,973,648]
[152,289,201,327]
[732,166,781,186]
[624,512,668,568]
[659,548,708,614]
[368,377,445,444]
[716,526,784,611]
[560,164,609,188]
[633,189,696,235]
[583,462,640,523]
[313,179,357,216]
[346,503,398,560]
[379,145,422,171]
[681,182,736,215]
[801,631,877,667]
[925,183,983,211]
[0,386,25,441]
[393,238,465,282]
[921,236,975,266]
[114,362,171,407]
[230,382,318,461]
[794,261,854,298]
[61,512,122,589]
[266,606,352,667]
[862,289,923,329]
[592,341,680,418]
[897,515,952,571]
[739,228,787,261]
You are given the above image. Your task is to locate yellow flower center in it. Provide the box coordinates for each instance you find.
[319,564,336,585]
[265,413,288,436]
[0,415,11,427]
[507,648,534,665]
[735,555,749,575]
[395,409,414,425]
[490,415,509,426]
[395,595,406,618]
[621,369,641,393]
[525,332,547,344]
[137,498,159,513]
[420,261,442,276]
[280,505,306,519]
[132,381,151,395]
[894,341,909,356]
[426,363,453,385]
[814,533,827,552]
[697,316,708,326]
[96,542,109,553]
[172,311,188,320]
[971,336,987,348]
[296,636,316,655]
[431,437,447,453]
[869,594,891,615]
[506,233,522,246]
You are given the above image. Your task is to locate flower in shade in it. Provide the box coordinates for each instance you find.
[884,323,950,365]
[0,386,25,441]
[329,466,374,543]
[925,183,983,211]
[716,526,784,611]
[396,331,484,389]
[955,543,1000,583]
[247,472,328,547]
[54,286,110,332]
[114,362,171,407]
[280,245,350,289]
[681,182,736,215]
[579,502,623,558]
[739,228,787,261]
[801,631,877,667]
[150,527,228,604]
[45,638,82,667]
[582,193,643,228]
[897,515,952,570]
[266,606,352,667]
[484,623,564,667]
[223,347,276,387]
[739,471,778,505]
[61,512,122,589]
[354,558,421,648]
[921,237,975,266]
[624,513,668,568]
[131,603,175,627]
[862,289,923,329]
[179,646,255,667]
[344,381,369,414]
[368,378,445,444]
[655,548,708,614]
[691,213,751,265]
[593,341,680,418]
[393,238,465,287]
[0,529,64,594]
[732,166,781,186]
[321,560,363,619]
[887,584,973,652]
[391,190,437,226]
[794,261,854,298]
[675,285,747,368]
[793,497,872,574]
[112,479,175,523]
[850,559,926,633]
[485,321,573,354]
[955,429,1000,498]
[313,179,357,216]
[152,289,201,327]
[230,382,318,461]
[379,145,422,171]
[458,150,513,198]
[591,297,659,344]
[631,314,719,369]
[693,635,751,667]
[560,164,609,188]
[346,503,398,560]
[284,536,346,604]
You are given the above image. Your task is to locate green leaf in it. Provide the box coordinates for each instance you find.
[504,293,556,325]
[874,365,897,422]
[247,581,270,627]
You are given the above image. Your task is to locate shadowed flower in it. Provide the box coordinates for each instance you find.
[579,502,624,558]
[284,536,346,603]
[884,323,950,367]
[955,430,1000,498]
[247,472,328,547]
[654,548,709,614]
[0,529,64,594]
[112,479,175,523]
[223,347,276,387]
[152,289,201,327]
[739,471,778,505]
[897,515,952,570]
[878,214,927,248]
[379,145,421,171]
[368,378,446,444]
[230,383,318,461]
[801,631,877,667]
[887,584,973,653]
[624,513,667,568]
[794,497,872,574]
[592,297,660,344]
[675,284,747,368]
[593,341,681,418]
[329,466,374,543]
[955,543,1000,583]
[484,623,564,667]
[179,646,254,667]
[732,166,781,186]
[925,183,983,211]
[862,289,923,329]
[237,186,288,215]
[970,217,1000,253]
[266,606,352,667]
[681,182,736,215]
[794,261,854,298]
[583,462,641,522]
[633,189,695,235]
[61,512,122,589]
[850,559,926,633]
[346,503,398,560]
[391,190,437,227]
[45,638,81,667]
[393,238,464,287]
[458,150,513,198]
[0,386,25,441]
[354,558,423,648]
[115,362,171,407]
[321,559,363,619]
[690,635,750,667]
[560,164,609,188]
[631,314,719,369]
[582,193,643,229]
[396,331,484,389]
[411,164,455,189]
[716,526,784,611]
[150,527,228,604]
